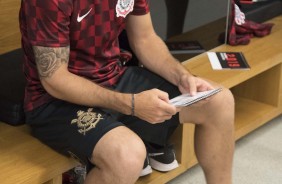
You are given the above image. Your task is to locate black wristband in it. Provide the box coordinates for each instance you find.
[131,94,135,116]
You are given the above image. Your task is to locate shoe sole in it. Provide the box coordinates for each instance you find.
[140,165,152,177]
[149,158,179,172]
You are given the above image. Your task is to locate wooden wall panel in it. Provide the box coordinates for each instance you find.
[0,0,21,54]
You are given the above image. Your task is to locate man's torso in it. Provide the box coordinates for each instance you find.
[20,0,149,111]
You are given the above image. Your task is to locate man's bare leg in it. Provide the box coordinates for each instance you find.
[180,87,235,184]
[84,126,146,184]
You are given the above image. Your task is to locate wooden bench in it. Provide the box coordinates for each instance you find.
[0,123,79,184]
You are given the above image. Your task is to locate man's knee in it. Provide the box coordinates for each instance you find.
[111,136,146,172]
[91,126,146,177]
[217,88,235,110]
[208,87,235,123]
[194,87,235,125]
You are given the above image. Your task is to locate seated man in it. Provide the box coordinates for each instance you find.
[19,0,235,184]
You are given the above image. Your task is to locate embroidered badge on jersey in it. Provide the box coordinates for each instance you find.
[71,108,103,135]
[116,0,134,18]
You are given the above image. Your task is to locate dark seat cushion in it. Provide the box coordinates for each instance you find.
[0,48,26,125]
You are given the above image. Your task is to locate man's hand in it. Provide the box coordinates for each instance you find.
[134,89,179,124]
[178,74,214,96]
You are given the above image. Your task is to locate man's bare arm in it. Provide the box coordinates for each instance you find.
[125,13,214,95]
[33,46,69,78]
[125,13,191,87]
[32,45,178,123]
[33,46,132,115]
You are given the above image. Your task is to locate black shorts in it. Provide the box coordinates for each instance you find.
[25,67,181,167]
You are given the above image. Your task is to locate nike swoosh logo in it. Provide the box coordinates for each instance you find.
[77,8,92,22]
[148,152,164,157]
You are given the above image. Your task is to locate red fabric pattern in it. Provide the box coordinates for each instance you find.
[20,0,149,111]
[228,0,274,46]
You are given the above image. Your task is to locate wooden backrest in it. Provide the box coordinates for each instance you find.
[0,0,21,54]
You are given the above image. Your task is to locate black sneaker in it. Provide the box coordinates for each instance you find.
[140,154,152,177]
[147,144,179,172]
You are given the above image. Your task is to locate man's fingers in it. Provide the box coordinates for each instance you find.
[159,99,178,115]
[187,77,197,96]
[156,89,170,103]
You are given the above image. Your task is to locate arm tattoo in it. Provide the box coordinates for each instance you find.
[33,46,70,78]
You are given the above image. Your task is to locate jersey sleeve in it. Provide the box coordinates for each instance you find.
[131,0,150,15]
[22,0,72,47]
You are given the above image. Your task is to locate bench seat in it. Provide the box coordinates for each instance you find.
[0,122,79,184]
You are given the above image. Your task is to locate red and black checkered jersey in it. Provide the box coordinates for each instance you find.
[19,0,150,111]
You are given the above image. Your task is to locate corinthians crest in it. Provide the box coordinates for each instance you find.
[71,108,103,135]
[116,0,134,18]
